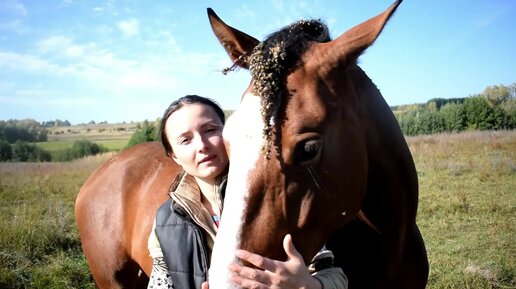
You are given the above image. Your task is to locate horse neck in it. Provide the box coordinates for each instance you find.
[349,66,419,222]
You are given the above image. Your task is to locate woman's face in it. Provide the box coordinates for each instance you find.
[165,103,228,182]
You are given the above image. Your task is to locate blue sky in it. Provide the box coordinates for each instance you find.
[0,0,514,124]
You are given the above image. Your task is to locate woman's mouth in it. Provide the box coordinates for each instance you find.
[199,155,216,164]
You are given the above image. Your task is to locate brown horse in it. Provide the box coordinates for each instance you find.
[76,0,428,288]
[207,0,428,288]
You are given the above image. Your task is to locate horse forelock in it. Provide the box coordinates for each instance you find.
[244,19,331,157]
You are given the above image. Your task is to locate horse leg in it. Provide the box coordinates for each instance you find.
[84,244,147,289]
[114,258,149,289]
[395,224,429,289]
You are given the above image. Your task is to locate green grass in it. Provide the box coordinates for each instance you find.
[408,131,515,288]
[36,138,128,153]
[34,140,74,152]
[0,131,514,288]
[0,155,113,288]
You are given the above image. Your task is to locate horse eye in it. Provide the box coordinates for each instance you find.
[294,139,322,166]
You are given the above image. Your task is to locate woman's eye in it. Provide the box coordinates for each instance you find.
[205,127,220,134]
[179,138,190,145]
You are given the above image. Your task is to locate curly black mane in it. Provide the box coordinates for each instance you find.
[246,19,331,156]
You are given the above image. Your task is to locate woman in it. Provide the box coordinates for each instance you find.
[147,95,347,289]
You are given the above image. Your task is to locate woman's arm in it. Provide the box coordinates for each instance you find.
[147,220,174,289]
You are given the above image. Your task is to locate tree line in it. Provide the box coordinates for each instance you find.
[0,119,48,143]
[0,139,107,162]
[0,83,514,161]
[394,83,515,136]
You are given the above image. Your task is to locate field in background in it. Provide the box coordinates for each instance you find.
[0,130,514,288]
[36,139,129,152]
[408,131,515,288]
[37,122,137,152]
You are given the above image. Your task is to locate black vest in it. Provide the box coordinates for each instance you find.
[155,199,209,289]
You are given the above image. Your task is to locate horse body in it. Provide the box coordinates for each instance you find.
[75,142,179,288]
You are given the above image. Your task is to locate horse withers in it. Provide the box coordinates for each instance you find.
[76,1,429,288]
[207,0,428,288]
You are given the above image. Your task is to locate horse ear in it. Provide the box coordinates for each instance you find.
[207,8,260,70]
[329,0,402,66]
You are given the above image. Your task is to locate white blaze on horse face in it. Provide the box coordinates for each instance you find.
[209,92,265,288]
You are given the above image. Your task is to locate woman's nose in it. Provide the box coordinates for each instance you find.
[195,135,210,151]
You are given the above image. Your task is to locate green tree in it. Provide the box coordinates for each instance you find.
[0,140,12,161]
[68,140,107,159]
[397,111,418,136]
[0,119,47,143]
[414,110,445,135]
[440,102,466,132]
[53,140,107,161]
[483,84,511,106]
[464,96,496,130]
[126,120,159,148]
[10,140,51,162]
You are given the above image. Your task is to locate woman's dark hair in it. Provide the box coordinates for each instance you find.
[160,95,225,157]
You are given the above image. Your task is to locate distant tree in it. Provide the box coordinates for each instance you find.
[426,98,467,110]
[500,98,516,127]
[464,96,496,130]
[397,111,418,136]
[69,139,107,158]
[415,110,445,135]
[483,84,511,106]
[0,119,47,143]
[126,120,159,148]
[440,102,466,132]
[10,140,51,162]
[0,140,12,161]
[53,140,107,161]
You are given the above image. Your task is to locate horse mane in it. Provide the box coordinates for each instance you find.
[245,19,331,155]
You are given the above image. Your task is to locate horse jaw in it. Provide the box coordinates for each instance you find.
[208,92,265,288]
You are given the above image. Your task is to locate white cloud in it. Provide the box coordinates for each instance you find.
[0,51,59,73]
[35,35,74,53]
[0,19,30,34]
[92,0,117,15]
[0,0,27,16]
[119,70,158,88]
[117,18,139,38]
[235,4,256,19]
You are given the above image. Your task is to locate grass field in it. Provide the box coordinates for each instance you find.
[36,139,129,152]
[0,131,514,288]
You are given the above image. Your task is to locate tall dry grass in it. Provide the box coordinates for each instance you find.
[0,153,114,288]
[407,131,515,288]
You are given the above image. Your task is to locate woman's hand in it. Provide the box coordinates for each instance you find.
[228,234,322,289]
[201,281,209,289]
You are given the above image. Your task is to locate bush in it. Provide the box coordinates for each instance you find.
[52,140,108,162]
[126,120,159,148]
[10,141,51,162]
[0,140,12,161]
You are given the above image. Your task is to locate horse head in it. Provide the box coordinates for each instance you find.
[207,1,426,288]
